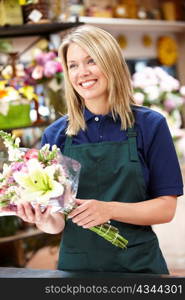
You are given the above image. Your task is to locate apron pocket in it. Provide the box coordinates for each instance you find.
[58,252,88,271]
[118,239,169,274]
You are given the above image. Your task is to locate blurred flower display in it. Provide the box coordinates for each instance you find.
[0,80,37,116]
[132,66,185,162]
[0,79,37,129]
[0,48,66,126]
[25,50,63,84]
[24,49,66,117]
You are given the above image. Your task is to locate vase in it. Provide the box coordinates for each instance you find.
[0,103,31,130]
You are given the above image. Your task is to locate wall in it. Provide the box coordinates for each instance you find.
[153,166,185,273]
[2,29,176,63]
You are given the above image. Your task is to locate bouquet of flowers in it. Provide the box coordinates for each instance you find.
[132,66,185,138]
[0,131,128,249]
[132,66,185,111]
[24,50,63,86]
[0,131,80,214]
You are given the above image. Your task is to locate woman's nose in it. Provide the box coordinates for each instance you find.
[78,63,91,76]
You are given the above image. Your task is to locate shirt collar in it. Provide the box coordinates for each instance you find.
[83,107,117,122]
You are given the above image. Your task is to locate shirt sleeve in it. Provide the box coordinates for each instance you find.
[147,118,183,198]
[40,116,68,150]
[41,132,48,147]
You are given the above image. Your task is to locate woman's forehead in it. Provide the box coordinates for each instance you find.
[67,43,90,61]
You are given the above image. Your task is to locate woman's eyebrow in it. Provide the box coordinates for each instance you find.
[67,55,91,63]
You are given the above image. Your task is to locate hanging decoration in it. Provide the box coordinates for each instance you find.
[157,36,178,66]
[142,34,152,47]
[117,34,127,49]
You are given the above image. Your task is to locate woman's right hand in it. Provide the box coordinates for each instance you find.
[16,202,65,234]
[16,202,52,226]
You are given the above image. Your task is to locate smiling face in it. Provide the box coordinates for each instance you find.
[66,43,108,109]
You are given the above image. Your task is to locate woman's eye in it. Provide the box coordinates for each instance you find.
[88,58,95,64]
[68,63,77,69]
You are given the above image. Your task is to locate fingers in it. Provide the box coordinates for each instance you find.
[82,220,98,229]
[68,199,110,228]
[75,198,85,205]
[68,198,91,218]
[68,199,97,227]
[68,202,87,219]
[0,207,14,213]
[34,203,43,224]
[72,213,98,228]
[35,204,52,225]
[16,202,51,224]
[71,209,92,225]
[17,202,36,223]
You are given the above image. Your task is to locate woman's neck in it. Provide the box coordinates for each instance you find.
[84,99,110,115]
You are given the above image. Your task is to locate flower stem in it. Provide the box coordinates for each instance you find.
[64,207,128,249]
[90,223,128,249]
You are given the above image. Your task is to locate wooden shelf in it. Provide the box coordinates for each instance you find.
[0,120,51,131]
[0,227,42,244]
[0,21,83,38]
[69,16,185,33]
[0,227,61,267]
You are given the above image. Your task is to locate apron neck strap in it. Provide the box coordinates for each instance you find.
[127,127,138,162]
[63,135,73,153]
[64,128,138,162]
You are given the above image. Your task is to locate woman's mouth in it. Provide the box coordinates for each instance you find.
[80,80,97,88]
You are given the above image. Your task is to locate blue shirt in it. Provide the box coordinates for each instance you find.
[41,105,183,199]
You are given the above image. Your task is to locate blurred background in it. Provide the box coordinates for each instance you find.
[0,0,185,275]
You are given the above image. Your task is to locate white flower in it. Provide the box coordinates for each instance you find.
[52,144,58,151]
[8,147,23,162]
[133,92,144,105]
[13,159,64,205]
[180,86,185,96]
[15,137,21,147]
[41,144,50,151]
[144,86,160,101]
[175,134,185,161]
[132,67,158,89]
[0,102,9,116]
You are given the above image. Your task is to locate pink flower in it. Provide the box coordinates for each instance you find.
[7,177,16,185]
[32,65,44,80]
[35,53,45,66]
[164,98,176,112]
[0,189,5,195]
[44,61,59,78]
[43,52,57,63]
[24,149,39,160]
[35,52,57,66]
[11,162,26,172]
[55,61,63,72]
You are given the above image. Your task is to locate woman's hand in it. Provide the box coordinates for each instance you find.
[16,202,65,234]
[16,202,51,225]
[0,206,16,215]
[68,199,112,228]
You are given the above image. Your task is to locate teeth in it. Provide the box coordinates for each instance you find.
[81,80,96,87]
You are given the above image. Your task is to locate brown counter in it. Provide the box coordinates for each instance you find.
[0,267,184,278]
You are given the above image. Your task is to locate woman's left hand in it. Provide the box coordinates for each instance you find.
[68,199,112,228]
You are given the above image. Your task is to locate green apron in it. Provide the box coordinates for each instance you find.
[58,127,169,274]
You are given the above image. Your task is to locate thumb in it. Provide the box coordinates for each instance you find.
[75,198,86,205]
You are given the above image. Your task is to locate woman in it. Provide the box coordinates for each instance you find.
[16,25,183,274]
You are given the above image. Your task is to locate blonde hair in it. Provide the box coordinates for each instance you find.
[58,25,135,136]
